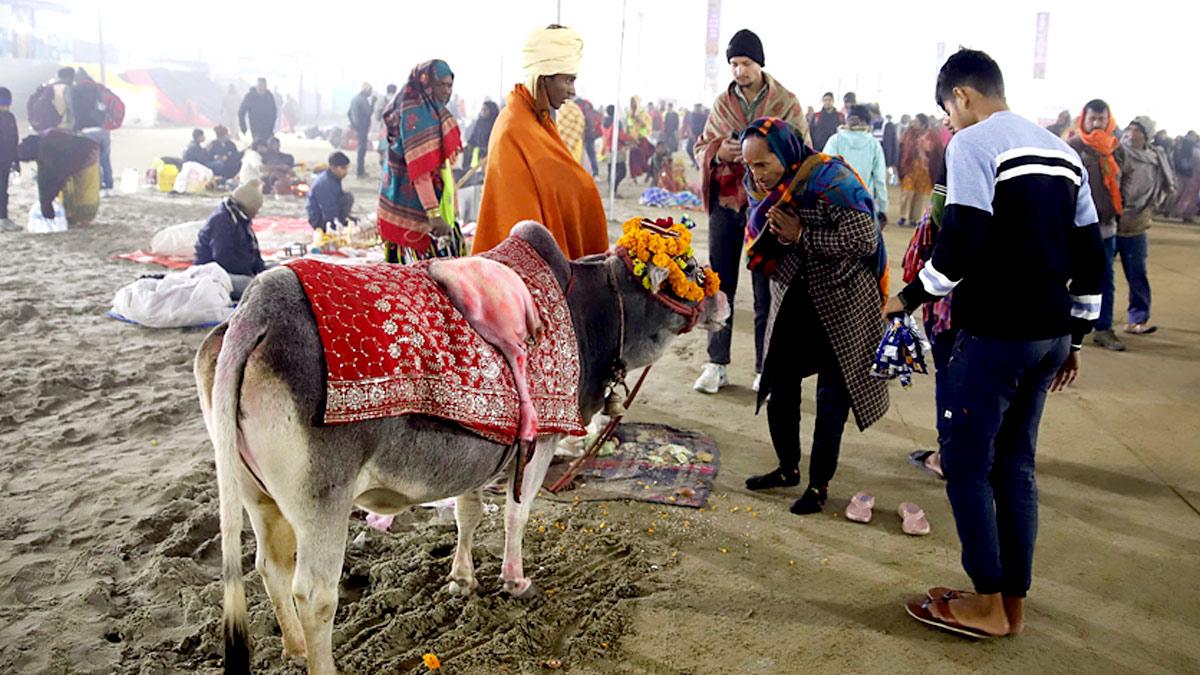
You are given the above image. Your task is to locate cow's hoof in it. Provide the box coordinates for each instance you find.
[502,578,539,599]
[444,577,479,596]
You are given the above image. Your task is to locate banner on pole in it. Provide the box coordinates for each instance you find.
[1033,12,1050,80]
[704,0,722,101]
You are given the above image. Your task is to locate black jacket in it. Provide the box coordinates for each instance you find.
[882,122,899,168]
[348,92,374,133]
[810,109,843,153]
[71,81,107,130]
[183,140,211,165]
[238,89,277,136]
[208,138,241,164]
[194,200,265,277]
[0,111,17,172]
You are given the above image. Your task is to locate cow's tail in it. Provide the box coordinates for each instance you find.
[209,319,268,675]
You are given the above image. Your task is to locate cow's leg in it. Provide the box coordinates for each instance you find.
[500,438,556,597]
[291,502,351,675]
[244,491,306,661]
[445,489,484,595]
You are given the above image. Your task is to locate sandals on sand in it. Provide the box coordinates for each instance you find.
[845,493,931,535]
[904,596,1001,640]
[845,491,875,523]
[1124,323,1158,335]
[898,502,931,536]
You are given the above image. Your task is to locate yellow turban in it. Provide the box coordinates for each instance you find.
[523,26,584,97]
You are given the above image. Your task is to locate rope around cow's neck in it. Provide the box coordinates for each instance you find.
[546,258,649,494]
[603,260,631,413]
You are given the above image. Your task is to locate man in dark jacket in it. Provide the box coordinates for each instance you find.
[662,103,680,153]
[0,86,19,230]
[809,92,844,152]
[183,128,211,165]
[882,114,899,173]
[207,125,241,179]
[194,179,266,300]
[306,151,354,231]
[71,71,114,191]
[347,83,375,178]
[686,103,707,169]
[239,78,277,142]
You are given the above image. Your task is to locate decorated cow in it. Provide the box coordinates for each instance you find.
[194,218,727,674]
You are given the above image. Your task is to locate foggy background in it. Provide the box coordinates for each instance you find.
[2,0,1197,132]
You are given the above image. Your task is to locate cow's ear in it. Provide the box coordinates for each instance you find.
[510,220,570,290]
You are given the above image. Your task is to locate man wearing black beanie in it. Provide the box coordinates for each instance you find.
[726,28,766,67]
[692,29,808,395]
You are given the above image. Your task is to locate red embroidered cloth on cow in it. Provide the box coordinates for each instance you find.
[285,237,584,445]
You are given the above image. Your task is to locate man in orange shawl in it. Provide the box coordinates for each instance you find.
[472,25,608,260]
[1068,99,1125,351]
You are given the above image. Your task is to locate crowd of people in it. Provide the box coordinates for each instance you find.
[0,66,120,230]
[276,26,1138,641]
[3,18,1192,647]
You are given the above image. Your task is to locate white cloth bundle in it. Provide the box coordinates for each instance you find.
[111,262,234,328]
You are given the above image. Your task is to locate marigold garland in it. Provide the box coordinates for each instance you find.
[616,217,720,303]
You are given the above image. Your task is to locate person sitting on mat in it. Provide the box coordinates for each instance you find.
[194,179,266,300]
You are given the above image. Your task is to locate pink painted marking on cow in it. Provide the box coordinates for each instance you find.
[429,257,543,446]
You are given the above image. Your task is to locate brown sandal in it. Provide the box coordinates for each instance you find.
[905,596,1002,639]
[927,587,974,601]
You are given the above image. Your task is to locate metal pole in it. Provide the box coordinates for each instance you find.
[97,8,106,86]
[557,0,562,23]
[636,11,644,94]
[608,0,627,213]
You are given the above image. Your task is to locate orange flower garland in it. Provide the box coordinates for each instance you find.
[616,217,720,303]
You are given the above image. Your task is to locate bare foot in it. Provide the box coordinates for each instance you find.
[926,451,943,478]
[928,589,1025,635]
[1003,596,1025,635]
[931,592,1011,636]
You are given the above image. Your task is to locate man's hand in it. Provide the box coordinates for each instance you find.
[429,215,453,237]
[716,138,742,163]
[882,295,906,317]
[1050,350,1081,392]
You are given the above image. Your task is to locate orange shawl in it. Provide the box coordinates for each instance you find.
[1078,105,1123,215]
[472,85,609,259]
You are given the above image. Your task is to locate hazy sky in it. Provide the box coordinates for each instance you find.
[79,0,1200,132]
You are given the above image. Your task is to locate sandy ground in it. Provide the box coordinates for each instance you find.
[0,128,1198,674]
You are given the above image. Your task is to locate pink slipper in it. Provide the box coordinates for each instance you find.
[845,491,875,523]
[898,502,930,536]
